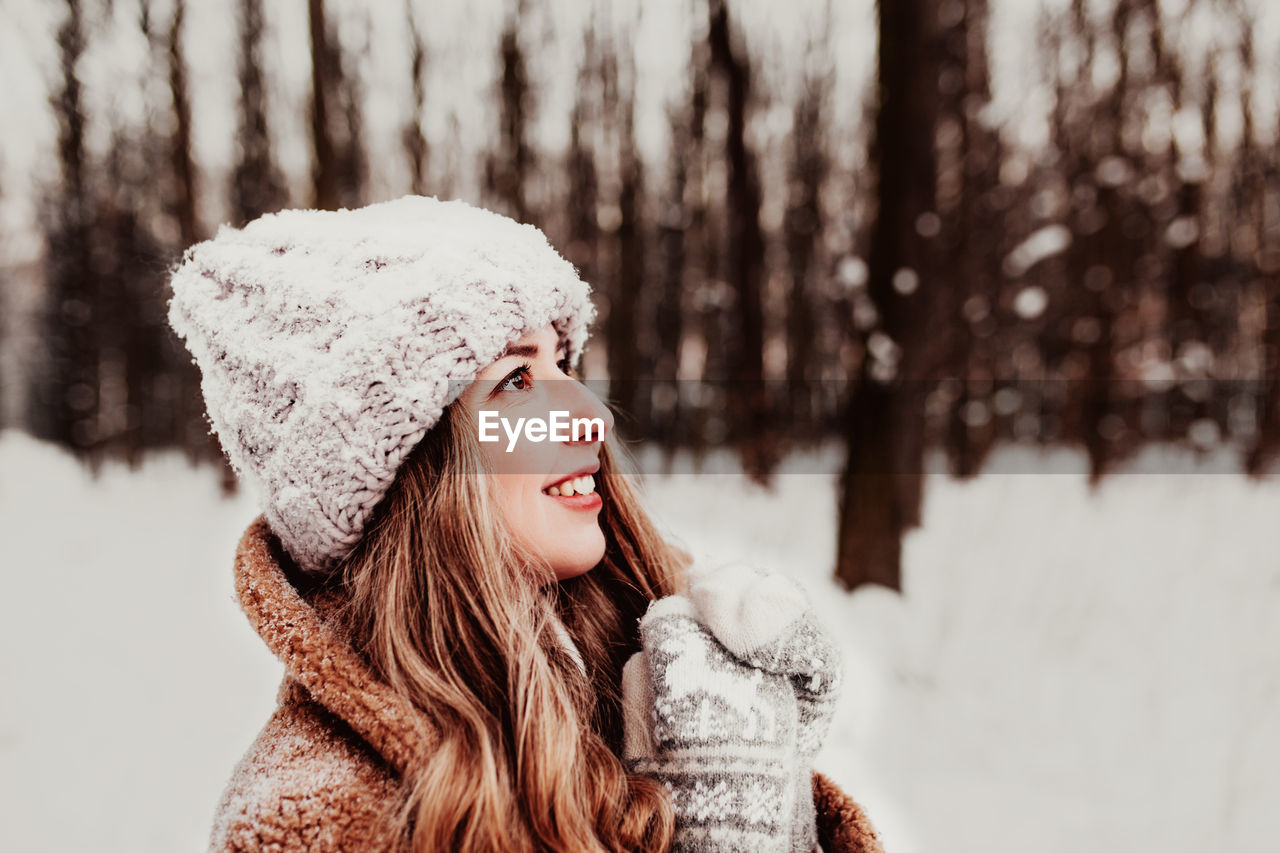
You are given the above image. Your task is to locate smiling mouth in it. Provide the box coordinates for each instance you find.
[542,474,596,497]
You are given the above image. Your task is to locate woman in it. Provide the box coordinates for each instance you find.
[168,196,883,852]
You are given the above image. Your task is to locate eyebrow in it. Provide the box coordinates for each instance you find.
[498,340,568,360]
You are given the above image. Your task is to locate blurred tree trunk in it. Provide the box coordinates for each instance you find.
[307,0,366,211]
[1250,242,1280,471]
[564,25,599,285]
[335,20,368,210]
[308,0,338,210]
[1165,46,1212,442]
[654,101,688,451]
[489,8,533,222]
[609,79,648,433]
[167,0,199,247]
[942,0,1000,479]
[1080,0,1137,483]
[835,0,940,591]
[784,37,832,442]
[706,0,773,483]
[1218,14,1259,444]
[232,0,287,224]
[100,129,166,466]
[164,0,225,474]
[683,34,714,460]
[31,0,98,453]
[1242,8,1279,473]
[402,0,429,196]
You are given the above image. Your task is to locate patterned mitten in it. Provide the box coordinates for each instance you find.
[622,595,803,852]
[687,564,843,851]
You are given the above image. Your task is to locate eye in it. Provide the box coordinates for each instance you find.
[497,363,533,393]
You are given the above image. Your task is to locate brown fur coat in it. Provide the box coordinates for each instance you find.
[210,517,886,852]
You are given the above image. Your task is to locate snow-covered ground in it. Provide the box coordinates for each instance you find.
[2,429,1278,852]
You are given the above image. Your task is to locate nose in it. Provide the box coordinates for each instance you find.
[557,376,613,445]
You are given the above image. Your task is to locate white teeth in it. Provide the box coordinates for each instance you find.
[544,474,596,497]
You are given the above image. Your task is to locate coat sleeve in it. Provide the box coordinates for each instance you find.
[211,781,400,853]
[209,698,405,852]
[812,771,886,853]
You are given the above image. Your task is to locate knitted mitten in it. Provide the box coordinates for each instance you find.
[622,595,803,853]
[686,564,843,852]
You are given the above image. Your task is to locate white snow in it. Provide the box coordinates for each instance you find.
[1012,285,1049,320]
[637,440,1280,853]
[3,429,1279,852]
[0,431,277,852]
[1004,225,1072,278]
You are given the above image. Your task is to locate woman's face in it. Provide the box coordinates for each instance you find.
[457,323,615,582]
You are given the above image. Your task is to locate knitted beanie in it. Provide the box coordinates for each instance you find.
[167,195,597,576]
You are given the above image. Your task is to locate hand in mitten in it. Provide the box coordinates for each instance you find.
[686,563,842,762]
[686,564,843,851]
[622,595,804,853]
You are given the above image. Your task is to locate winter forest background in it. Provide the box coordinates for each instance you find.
[1,0,1279,850]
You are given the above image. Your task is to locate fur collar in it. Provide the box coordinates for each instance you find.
[232,515,431,776]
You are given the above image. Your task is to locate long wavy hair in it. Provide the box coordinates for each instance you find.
[331,397,688,851]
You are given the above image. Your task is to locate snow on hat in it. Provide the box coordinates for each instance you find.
[167,195,597,575]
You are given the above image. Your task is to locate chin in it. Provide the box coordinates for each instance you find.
[552,563,598,582]
[551,549,604,581]
[526,525,606,582]
[550,536,607,581]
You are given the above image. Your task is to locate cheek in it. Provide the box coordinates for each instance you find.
[475,419,556,531]
[477,421,558,478]
[491,475,548,536]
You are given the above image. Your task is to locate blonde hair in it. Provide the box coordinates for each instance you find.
[334,400,688,851]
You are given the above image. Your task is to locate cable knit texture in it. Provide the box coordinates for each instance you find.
[213,516,887,852]
[167,196,596,575]
[687,562,843,848]
[622,564,846,853]
[623,597,806,853]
